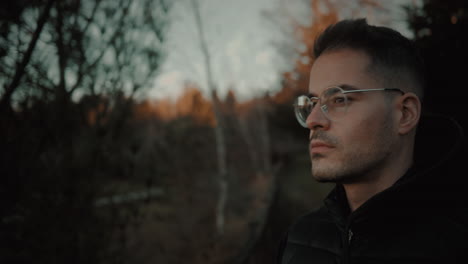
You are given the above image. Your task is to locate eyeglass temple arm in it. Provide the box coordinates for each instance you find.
[342,88,405,95]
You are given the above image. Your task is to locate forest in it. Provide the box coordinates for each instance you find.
[1,0,467,263]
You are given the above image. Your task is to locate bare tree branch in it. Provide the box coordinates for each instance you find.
[69,0,131,95]
[0,0,56,110]
[54,1,67,102]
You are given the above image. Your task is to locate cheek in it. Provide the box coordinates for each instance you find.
[337,114,388,148]
[331,101,395,146]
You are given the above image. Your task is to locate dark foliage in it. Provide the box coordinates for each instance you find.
[406,0,468,132]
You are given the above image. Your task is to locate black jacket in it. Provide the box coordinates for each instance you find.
[278,114,468,264]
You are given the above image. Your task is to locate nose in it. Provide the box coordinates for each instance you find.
[306,104,330,131]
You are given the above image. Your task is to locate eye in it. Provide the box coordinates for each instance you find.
[334,97,345,103]
[329,95,347,106]
[309,100,318,109]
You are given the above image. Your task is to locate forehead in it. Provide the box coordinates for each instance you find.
[309,49,379,95]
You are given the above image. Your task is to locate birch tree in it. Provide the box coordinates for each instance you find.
[189,0,228,236]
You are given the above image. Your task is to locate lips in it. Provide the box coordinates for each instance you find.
[310,141,334,153]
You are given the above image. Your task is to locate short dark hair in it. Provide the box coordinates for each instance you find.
[314,18,425,100]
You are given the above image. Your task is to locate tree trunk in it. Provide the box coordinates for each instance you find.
[257,97,271,173]
[190,0,228,236]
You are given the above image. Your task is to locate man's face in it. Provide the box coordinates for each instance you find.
[307,48,399,183]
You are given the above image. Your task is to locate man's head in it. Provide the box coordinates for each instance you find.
[313,18,425,100]
[304,19,423,183]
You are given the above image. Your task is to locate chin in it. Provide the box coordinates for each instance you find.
[311,161,359,184]
[311,166,340,183]
[313,176,339,183]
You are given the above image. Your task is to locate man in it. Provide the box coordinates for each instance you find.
[278,18,467,264]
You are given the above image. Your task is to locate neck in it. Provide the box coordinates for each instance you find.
[343,143,414,212]
[343,176,401,212]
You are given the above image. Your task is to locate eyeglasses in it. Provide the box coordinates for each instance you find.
[293,86,405,128]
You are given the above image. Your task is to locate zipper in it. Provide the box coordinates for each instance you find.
[343,227,353,264]
[348,229,353,243]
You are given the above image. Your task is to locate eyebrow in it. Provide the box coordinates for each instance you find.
[308,84,360,97]
[336,84,360,91]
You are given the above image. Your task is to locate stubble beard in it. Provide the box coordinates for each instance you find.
[311,149,386,184]
[310,117,395,184]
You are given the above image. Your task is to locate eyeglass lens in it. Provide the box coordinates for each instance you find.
[294,87,349,127]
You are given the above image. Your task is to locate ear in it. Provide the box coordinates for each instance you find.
[397,92,421,135]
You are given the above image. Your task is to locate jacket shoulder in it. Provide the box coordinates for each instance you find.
[277,206,341,264]
[288,206,337,245]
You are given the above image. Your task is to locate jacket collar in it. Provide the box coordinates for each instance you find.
[323,113,466,228]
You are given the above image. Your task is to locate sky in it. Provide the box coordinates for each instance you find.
[147,0,418,102]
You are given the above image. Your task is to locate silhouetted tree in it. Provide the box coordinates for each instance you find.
[0,0,171,263]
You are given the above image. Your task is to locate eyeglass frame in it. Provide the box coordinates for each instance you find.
[293,86,405,128]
